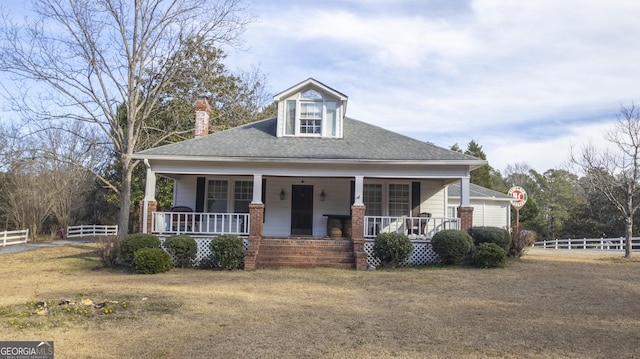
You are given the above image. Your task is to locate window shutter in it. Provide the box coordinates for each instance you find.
[411,181,421,217]
[195,177,205,212]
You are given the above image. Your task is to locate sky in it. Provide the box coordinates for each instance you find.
[2,0,640,175]
[223,0,640,174]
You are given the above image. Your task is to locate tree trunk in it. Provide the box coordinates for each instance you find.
[118,155,134,238]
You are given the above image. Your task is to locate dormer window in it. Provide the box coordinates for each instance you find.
[275,78,347,139]
[300,90,326,134]
[283,91,338,137]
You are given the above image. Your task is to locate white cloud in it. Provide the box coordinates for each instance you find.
[231,0,640,173]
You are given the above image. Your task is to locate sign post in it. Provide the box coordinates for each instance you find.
[508,186,528,233]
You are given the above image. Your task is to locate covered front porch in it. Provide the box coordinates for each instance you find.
[140,170,472,270]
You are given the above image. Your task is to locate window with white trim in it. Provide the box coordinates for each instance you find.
[326,100,337,136]
[363,184,382,216]
[207,180,228,212]
[234,181,253,213]
[388,184,410,217]
[300,101,322,134]
[285,100,295,135]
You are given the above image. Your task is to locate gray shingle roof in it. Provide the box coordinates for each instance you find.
[448,182,513,200]
[135,117,484,163]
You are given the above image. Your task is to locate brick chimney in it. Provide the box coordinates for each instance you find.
[194,96,211,138]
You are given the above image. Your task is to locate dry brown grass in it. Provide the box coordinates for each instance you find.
[1,244,639,359]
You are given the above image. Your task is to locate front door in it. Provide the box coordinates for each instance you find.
[291,185,313,236]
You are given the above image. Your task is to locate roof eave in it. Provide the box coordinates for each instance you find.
[132,154,486,166]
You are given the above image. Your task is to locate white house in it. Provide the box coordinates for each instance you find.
[133,78,486,269]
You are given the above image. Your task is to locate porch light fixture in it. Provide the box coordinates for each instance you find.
[280,188,285,200]
[320,189,326,201]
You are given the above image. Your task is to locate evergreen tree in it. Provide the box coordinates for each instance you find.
[464,140,494,189]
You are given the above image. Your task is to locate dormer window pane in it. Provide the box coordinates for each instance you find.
[285,100,295,135]
[326,101,337,136]
[300,119,321,134]
[300,102,322,118]
[301,89,322,100]
[300,101,322,134]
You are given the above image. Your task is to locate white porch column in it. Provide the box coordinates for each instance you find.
[252,174,263,204]
[459,177,471,207]
[354,176,364,205]
[142,160,157,234]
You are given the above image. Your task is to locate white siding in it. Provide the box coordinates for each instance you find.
[470,199,510,229]
[483,202,510,229]
[420,180,447,217]
[174,176,198,209]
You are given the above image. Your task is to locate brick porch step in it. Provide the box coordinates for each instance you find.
[256,238,355,269]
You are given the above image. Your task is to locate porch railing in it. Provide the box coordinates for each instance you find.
[364,216,460,239]
[152,212,249,236]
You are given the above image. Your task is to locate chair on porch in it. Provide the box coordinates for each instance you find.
[170,206,195,232]
[406,212,431,236]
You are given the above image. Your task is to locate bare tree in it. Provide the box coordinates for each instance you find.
[0,156,55,241]
[0,0,252,237]
[38,124,96,230]
[571,103,640,257]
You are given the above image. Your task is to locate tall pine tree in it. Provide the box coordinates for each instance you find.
[464,140,494,189]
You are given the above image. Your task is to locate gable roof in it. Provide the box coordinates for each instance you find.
[273,78,348,102]
[448,182,513,201]
[134,117,485,166]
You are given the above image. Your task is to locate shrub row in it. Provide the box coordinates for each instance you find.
[117,233,245,273]
[430,226,523,268]
[371,225,523,269]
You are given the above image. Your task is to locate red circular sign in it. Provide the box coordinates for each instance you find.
[508,186,528,208]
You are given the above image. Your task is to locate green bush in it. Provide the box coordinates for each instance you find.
[208,234,244,270]
[133,247,173,274]
[469,226,512,253]
[472,242,507,268]
[163,235,197,268]
[373,232,414,268]
[430,229,474,264]
[118,233,161,265]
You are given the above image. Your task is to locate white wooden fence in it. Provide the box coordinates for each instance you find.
[66,224,118,238]
[1,229,29,247]
[534,237,640,250]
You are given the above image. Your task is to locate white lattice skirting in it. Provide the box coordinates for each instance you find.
[158,236,440,268]
[364,239,441,267]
